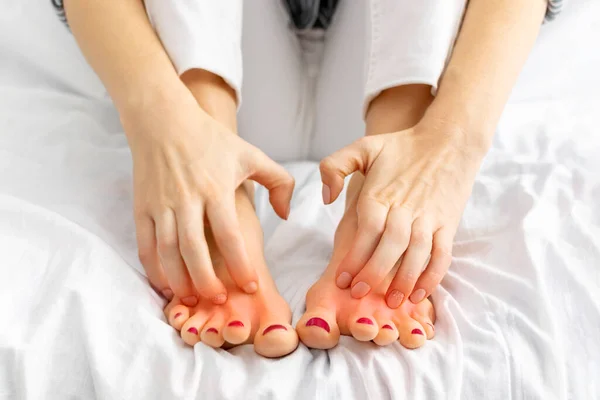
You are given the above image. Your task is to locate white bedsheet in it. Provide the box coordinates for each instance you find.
[0,1,599,399]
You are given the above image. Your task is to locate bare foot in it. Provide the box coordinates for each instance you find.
[297,174,436,349]
[164,186,299,358]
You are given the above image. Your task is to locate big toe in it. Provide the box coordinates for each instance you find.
[296,308,340,350]
[254,321,299,358]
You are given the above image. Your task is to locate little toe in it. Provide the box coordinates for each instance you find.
[254,321,299,358]
[223,317,252,345]
[373,318,399,346]
[181,311,210,346]
[201,315,226,348]
[167,304,190,331]
[296,307,340,350]
[348,314,379,342]
[397,318,427,349]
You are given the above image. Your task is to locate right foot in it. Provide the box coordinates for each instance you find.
[164,187,299,358]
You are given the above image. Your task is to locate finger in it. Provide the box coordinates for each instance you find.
[135,213,171,299]
[350,206,412,295]
[155,208,197,306]
[206,194,258,294]
[244,147,295,220]
[386,217,433,308]
[411,227,454,302]
[335,196,387,296]
[176,204,228,303]
[319,136,382,204]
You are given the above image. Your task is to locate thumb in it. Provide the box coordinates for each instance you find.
[319,137,380,204]
[244,147,295,220]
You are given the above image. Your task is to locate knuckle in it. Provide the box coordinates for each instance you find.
[398,270,419,285]
[319,157,336,174]
[410,230,432,247]
[137,249,154,266]
[157,235,178,255]
[424,269,445,284]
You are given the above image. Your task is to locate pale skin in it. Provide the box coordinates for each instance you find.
[64,0,546,355]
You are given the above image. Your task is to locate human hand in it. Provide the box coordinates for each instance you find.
[320,122,486,307]
[123,89,294,306]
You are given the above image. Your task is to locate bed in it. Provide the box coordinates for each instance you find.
[0,0,598,399]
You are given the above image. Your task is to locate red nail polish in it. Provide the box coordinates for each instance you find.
[356,317,374,325]
[206,327,218,334]
[187,327,198,335]
[382,324,393,330]
[306,317,330,333]
[174,312,182,319]
[263,324,288,335]
[228,321,244,328]
[411,328,424,335]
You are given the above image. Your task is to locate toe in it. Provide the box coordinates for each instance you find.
[373,317,399,346]
[181,311,210,346]
[254,321,299,358]
[296,307,340,350]
[412,313,435,339]
[201,314,226,348]
[223,317,251,345]
[348,314,379,342]
[397,318,427,349]
[167,304,190,331]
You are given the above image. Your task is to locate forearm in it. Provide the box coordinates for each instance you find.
[423,0,547,150]
[64,0,185,116]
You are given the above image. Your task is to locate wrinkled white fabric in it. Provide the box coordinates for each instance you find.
[0,1,599,399]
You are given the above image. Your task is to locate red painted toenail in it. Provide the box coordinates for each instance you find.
[206,327,218,334]
[306,317,330,333]
[263,324,288,335]
[382,324,393,330]
[411,328,424,335]
[174,313,182,319]
[187,327,198,335]
[228,321,244,328]
[356,317,374,325]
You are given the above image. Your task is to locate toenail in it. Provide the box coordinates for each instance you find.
[382,324,394,330]
[162,289,174,300]
[356,317,374,325]
[306,317,330,333]
[182,296,198,306]
[410,289,427,304]
[187,327,199,335]
[411,328,424,335]
[206,327,218,334]
[263,324,288,335]
[336,272,353,288]
[387,290,404,308]
[212,293,227,304]
[174,312,182,319]
[427,322,434,331]
[351,282,371,298]
[228,321,244,328]
[243,281,258,294]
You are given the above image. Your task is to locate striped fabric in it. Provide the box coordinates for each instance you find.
[546,0,564,21]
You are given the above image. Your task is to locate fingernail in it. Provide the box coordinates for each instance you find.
[387,290,404,308]
[305,317,330,333]
[174,312,182,319]
[410,289,426,304]
[351,282,370,298]
[228,321,244,328]
[322,184,331,204]
[181,296,198,307]
[187,327,198,335]
[212,293,227,304]
[336,272,352,288]
[162,289,174,300]
[206,327,218,334]
[263,324,288,335]
[356,317,374,325]
[243,281,258,294]
[411,328,424,336]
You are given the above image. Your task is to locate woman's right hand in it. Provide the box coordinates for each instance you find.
[122,87,294,306]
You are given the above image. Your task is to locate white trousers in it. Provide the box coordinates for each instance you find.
[145,0,466,162]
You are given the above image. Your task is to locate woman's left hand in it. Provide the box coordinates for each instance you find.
[320,122,487,308]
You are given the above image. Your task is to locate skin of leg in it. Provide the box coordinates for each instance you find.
[297,84,437,349]
[163,71,299,358]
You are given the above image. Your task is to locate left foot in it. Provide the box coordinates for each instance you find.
[297,174,436,349]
